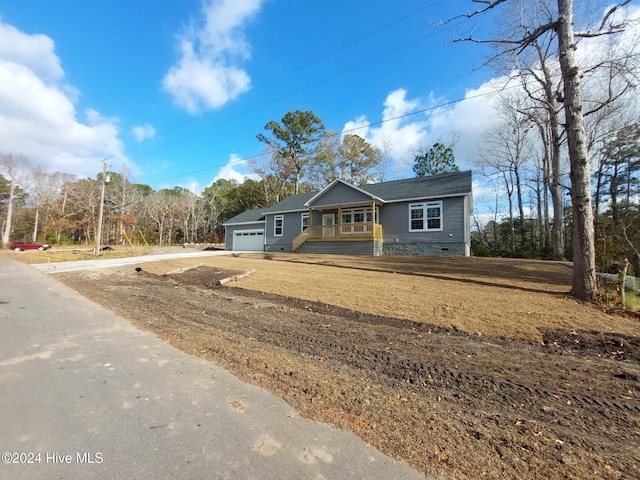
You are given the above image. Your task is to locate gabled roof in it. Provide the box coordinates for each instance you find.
[265,191,317,214]
[222,207,268,226]
[304,178,384,207]
[223,171,472,225]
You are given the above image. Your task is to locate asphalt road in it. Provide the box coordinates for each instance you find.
[0,257,426,480]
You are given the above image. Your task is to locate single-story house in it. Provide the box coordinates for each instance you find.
[223,170,472,256]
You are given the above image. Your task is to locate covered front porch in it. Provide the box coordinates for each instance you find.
[293,201,383,252]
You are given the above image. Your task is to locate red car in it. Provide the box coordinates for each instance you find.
[10,241,51,251]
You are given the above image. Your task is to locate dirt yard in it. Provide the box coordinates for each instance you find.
[53,253,639,479]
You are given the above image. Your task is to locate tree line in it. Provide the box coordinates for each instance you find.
[0,115,394,249]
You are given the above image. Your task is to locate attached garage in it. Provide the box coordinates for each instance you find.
[222,207,267,252]
[232,229,264,251]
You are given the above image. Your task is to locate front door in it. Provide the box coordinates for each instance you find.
[322,214,335,238]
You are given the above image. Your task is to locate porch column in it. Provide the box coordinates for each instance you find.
[371,200,375,238]
[337,206,341,238]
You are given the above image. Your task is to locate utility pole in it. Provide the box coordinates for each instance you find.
[95,158,108,256]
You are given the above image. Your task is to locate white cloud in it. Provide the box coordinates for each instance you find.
[162,0,264,114]
[342,86,502,178]
[178,179,202,194]
[0,20,136,179]
[0,22,63,81]
[212,154,254,183]
[341,83,508,216]
[426,79,506,169]
[131,124,156,142]
[342,89,431,177]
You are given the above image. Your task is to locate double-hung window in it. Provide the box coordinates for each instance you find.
[274,215,284,236]
[301,213,309,232]
[409,201,442,232]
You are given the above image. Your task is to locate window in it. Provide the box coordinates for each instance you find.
[274,215,284,236]
[341,207,377,224]
[409,202,442,231]
[301,213,309,231]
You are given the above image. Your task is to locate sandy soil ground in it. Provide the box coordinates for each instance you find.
[54,253,639,479]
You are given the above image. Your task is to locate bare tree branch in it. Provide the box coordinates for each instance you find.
[598,0,631,31]
[452,15,559,56]
[442,0,510,23]
[575,0,631,37]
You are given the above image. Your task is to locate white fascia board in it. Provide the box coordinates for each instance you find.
[311,200,382,209]
[222,220,266,227]
[264,208,309,215]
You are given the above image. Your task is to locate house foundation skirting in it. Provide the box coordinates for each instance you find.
[382,242,467,257]
[271,240,468,256]
[265,242,294,253]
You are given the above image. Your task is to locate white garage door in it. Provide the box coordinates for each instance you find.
[233,229,264,251]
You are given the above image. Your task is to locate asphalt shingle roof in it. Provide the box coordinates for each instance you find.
[266,191,317,213]
[222,207,268,225]
[364,170,472,201]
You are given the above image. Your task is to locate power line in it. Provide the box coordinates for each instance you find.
[148,83,514,186]
[147,47,637,187]
[135,15,468,163]
[138,1,448,141]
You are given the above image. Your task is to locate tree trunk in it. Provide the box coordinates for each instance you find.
[618,258,629,307]
[532,42,565,260]
[514,164,525,249]
[1,181,16,248]
[557,0,597,301]
[32,206,39,242]
[549,121,565,260]
[504,172,516,253]
[536,175,545,255]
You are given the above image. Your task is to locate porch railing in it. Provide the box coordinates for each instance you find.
[292,228,310,252]
[292,223,382,251]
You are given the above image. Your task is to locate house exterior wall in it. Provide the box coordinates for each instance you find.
[379,196,469,256]
[226,189,471,256]
[309,182,372,207]
[224,222,265,250]
[264,211,307,252]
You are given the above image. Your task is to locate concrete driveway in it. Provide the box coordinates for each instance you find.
[30,249,238,274]
[0,257,427,480]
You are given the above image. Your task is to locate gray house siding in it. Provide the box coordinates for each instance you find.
[264,211,306,252]
[309,182,373,207]
[380,197,467,256]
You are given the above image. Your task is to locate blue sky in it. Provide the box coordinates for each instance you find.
[0,0,638,209]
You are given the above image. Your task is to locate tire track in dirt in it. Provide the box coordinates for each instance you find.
[58,267,640,480]
[276,331,640,416]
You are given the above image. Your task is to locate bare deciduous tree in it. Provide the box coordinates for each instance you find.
[1,154,31,248]
[449,0,633,300]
